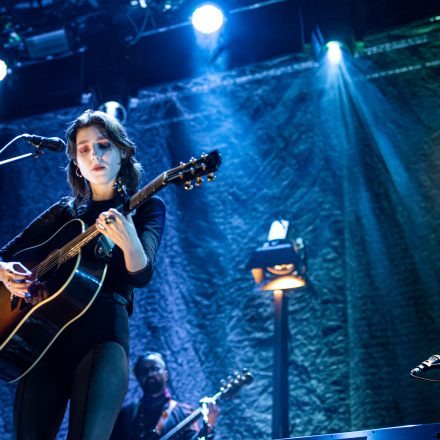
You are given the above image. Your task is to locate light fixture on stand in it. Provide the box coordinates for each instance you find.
[248,219,307,439]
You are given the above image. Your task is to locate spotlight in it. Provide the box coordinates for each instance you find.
[325,41,343,64]
[191,3,225,34]
[248,219,307,291]
[0,60,7,81]
[311,24,355,65]
[98,101,127,124]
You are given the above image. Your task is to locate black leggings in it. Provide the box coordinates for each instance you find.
[13,342,128,440]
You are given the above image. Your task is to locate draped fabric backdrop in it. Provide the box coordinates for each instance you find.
[1,24,440,439]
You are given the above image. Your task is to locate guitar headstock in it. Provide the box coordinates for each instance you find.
[164,150,222,190]
[218,368,253,400]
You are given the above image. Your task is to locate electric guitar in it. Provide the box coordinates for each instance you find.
[0,150,221,383]
[157,369,253,440]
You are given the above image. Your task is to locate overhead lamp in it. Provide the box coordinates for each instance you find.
[311,23,354,65]
[325,41,343,64]
[0,60,7,81]
[98,101,127,124]
[191,3,225,34]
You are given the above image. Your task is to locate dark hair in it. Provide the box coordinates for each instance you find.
[65,109,143,205]
[134,351,166,379]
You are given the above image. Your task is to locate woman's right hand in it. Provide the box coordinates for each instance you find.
[0,261,32,299]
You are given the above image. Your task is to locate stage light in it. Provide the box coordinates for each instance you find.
[98,101,127,124]
[191,3,225,34]
[248,219,307,291]
[248,219,307,439]
[25,29,71,60]
[325,41,343,64]
[0,60,7,81]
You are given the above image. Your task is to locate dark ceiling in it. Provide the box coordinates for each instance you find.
[0,0,439,121]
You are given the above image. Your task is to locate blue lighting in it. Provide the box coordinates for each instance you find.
[191,3,225,34]
[0,60,7,81]
[325,41,343,65]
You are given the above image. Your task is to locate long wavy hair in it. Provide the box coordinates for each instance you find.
[65,110,143,207]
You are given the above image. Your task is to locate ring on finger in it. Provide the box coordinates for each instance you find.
[104,214,115,225]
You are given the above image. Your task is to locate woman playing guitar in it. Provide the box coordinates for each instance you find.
[0,109,166,440]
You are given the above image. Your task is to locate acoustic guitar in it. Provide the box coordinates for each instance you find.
[0,150,221,383]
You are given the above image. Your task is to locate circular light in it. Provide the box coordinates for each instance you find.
[98,101,127,123]
[325,41,343,65]
[0,60,8,81]
[191,4,224,34]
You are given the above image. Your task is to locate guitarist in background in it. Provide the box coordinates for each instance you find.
[111,352,219,440]
[0,110,166,439]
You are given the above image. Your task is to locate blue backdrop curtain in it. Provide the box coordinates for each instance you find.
[0,27,440,439]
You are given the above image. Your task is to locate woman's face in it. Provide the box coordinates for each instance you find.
[75,125,123,192]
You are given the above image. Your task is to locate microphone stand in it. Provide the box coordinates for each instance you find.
[0,135,46,167]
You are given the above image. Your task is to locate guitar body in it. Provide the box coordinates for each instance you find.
[0,219,107,383]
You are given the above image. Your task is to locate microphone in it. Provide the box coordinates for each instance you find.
[411,355,440,375]
[22,134,65,153]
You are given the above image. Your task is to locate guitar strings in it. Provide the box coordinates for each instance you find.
[32,226,100,280]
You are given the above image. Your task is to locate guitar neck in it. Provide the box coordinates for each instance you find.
[129,173,166,211]
[160,407,202,440]
[160,390,223,440]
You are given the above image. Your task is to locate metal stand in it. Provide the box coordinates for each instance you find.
[0,152,39,166]
[272,289,289,439]
[0,135,44,167]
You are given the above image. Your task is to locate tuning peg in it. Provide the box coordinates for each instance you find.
[207,173,215,182]
[179,161,186,169]
[242,368,254,384]
[195,176,203,187]
[190,157,197,165]
[232,371,242,381]
[114,177,126,191]
[184,180,193,191]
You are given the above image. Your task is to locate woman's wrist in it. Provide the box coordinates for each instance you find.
[122,241,145,259]
[123,243,148,273]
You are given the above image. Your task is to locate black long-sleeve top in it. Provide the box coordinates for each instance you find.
[0,194,166,375]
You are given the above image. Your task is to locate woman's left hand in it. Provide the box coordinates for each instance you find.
[96,208,148,272]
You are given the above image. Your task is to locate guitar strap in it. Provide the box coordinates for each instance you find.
[155,399,177,435]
